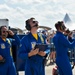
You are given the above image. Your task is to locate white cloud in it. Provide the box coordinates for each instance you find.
[4,0,45,5]
[65,23,75,30]
[0,4,11,11]
[0,0,75,30]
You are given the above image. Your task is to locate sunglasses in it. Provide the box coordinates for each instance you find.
[2,30,8,33]
[33,21,38,23]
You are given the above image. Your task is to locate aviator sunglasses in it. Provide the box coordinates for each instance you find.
[2,30,8,33]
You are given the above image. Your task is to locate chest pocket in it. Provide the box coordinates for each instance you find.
[7,39,12,56]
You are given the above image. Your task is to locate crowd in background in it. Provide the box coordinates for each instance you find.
[36,29,75,66]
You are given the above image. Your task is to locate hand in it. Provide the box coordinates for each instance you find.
[38,51,46,56]
[0,55,3,60]
[8,30,14,36]
[28,48,39,57]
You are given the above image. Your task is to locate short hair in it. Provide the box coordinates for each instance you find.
[25,17,35,30]
[55,21,66,30]
[0,26,7,35]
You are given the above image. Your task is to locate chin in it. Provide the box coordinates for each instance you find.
[3,35,7,38]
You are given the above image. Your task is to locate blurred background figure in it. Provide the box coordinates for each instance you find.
[46,32,56,65]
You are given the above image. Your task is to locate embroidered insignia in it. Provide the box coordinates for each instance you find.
[1,43,5,49]
[31,42,36,49]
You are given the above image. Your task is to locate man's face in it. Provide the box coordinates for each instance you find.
[1,27,8,38]
[29,19,38,30]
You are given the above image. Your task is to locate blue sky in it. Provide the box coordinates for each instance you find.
[0,0,75,30]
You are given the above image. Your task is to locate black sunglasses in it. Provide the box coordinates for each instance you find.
[33,21,38,23]
[2,30,8,33]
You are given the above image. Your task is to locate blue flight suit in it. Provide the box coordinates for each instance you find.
[18,32,50,75]
[53,31,75,75]
[0,34,20,75]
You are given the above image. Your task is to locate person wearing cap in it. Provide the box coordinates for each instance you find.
[0,26,20,75]
[18,17,50,75]
[53,21,75,75]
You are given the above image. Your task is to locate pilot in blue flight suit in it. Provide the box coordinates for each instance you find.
[0,26,20,75]
[18,17,50,75]
[53,21,75,75]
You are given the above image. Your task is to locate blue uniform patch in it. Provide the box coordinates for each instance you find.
[1,43,5,49]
